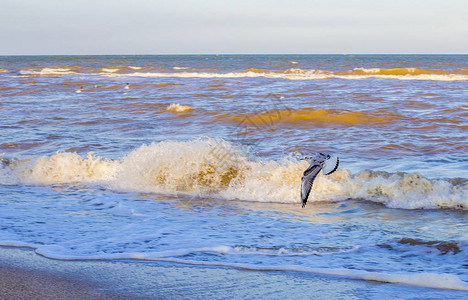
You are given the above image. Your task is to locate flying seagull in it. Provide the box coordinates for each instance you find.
[301,153,339,207]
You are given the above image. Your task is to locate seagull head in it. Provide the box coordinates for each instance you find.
[301,153,331,164]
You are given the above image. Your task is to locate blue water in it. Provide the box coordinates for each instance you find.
[0,55,467,296]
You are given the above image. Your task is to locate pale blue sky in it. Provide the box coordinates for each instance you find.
[1,0,467,54]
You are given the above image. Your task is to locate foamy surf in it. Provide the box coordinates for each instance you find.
[8,67,467,81]
[166,103,195,113]
[1,138,466,210]
[81,67,468,81]
[100,68,119,73]
[11,65,467,81]
[18,67,76,76]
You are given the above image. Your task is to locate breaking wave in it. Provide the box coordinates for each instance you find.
[1,138,467,210]
[342,67,468,76]
[19,67,77,76]
[166,103,195,113]
[121,68,468,81]
[9,66,468,81]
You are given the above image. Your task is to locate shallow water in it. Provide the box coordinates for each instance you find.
[0,55,467,295]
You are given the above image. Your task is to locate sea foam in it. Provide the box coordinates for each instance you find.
[2,138,467,210]
[115,68,468,81]
[166,103,195,113]
[19,68,76,76]
[12,65,468,81]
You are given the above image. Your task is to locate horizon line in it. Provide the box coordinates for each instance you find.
[1,53,467,57]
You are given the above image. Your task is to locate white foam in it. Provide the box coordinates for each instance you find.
[13,66,468,81]
[100,68,119,73]
[3,138,467,210]
[124,69,331,80]
[19,68,75,76]
[11,152,116,185]
[166,103,194,113]
[103,69,468,81]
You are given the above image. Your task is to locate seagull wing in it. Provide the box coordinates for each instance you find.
[301,164,322,208]
[323,156,339,175]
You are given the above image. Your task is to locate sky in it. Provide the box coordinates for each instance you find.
[1,0,467,55]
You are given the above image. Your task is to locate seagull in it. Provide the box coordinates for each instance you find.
[75,86,83,93]
[301,153,339,207]
[124,83,130,89]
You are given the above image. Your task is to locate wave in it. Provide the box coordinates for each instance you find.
[103,67,468,81]
[11,66,467,81]
[19,67,76,76]
[100,68,119,73]
[166,103,195,113]
[3,152,116,185]
[227,108,397,127]
[343,67,468,76]
[1,138,466,210]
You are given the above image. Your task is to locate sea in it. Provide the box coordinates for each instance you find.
[0,55,467,298]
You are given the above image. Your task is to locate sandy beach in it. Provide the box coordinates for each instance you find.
[0,264,133,300]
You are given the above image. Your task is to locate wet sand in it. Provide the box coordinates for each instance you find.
[0,264,131,300]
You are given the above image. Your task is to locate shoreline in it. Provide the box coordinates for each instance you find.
[0,247,141,299]
[1,246,467,299]
[0,246,369,299]
[0,263,133,300]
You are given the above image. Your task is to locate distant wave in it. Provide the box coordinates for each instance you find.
[11,67,468,81]
[19,67,76,76]
[123,68,468,81]
[343,67,468,76]
[100,68,119,73]
[166,103,195,113]
[1,138,466,210]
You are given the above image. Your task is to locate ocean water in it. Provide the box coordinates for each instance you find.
[0,55,467,296]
